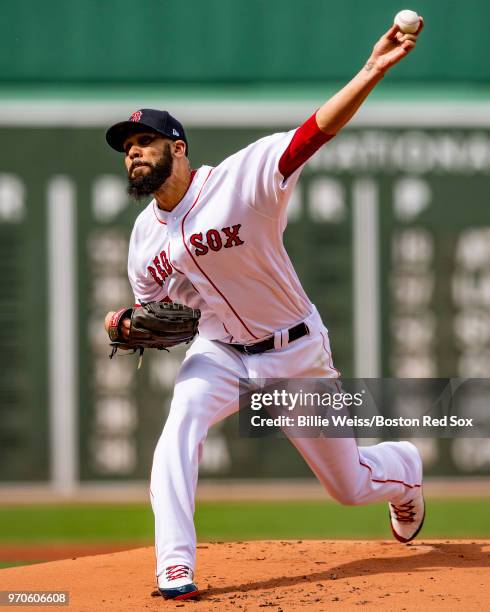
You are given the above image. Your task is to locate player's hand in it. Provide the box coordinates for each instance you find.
[120,317,131,340]
[367,17,424,74]
[104,310,131,343]
[104,311,114,333]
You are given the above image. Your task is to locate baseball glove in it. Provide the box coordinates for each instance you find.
[107,301,201,365]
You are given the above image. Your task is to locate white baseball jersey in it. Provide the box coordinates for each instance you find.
[128,117,329,344]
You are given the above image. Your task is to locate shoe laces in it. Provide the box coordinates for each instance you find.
[392,500,416,523]
[166,565,191,581]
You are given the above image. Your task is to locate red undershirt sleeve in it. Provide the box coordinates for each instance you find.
[278,112,334,181]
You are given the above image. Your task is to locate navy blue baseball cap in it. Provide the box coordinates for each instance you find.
[106,109,188,154]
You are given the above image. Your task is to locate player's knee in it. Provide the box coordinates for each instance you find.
[336,493,359,506]
[330,485,362,506]
[161,409,192,437]
[153,411,207,464]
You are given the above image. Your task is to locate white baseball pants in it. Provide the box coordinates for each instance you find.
[150,307,422,579]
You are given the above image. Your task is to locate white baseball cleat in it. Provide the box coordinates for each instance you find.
[389,488,425,543]
[158,565,199,600]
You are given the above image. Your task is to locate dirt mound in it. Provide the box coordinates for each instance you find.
[1,540,489,611]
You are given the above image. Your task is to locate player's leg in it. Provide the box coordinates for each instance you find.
[289,433,424,542]
[290,435,422,505]
[257,308,422,510]
[150,336,246,593]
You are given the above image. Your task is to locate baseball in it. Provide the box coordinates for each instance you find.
[394,9,420,34]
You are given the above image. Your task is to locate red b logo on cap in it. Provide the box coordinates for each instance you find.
[129,111,142,122]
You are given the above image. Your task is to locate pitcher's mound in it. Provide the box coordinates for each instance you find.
[2,540,489,611]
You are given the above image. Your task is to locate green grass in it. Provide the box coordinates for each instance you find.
[0,498,489,545]
[196,498,490,540]
[0,504,153,543]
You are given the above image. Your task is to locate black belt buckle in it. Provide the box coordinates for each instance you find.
[242,341,268,355]
[234,321,309,355]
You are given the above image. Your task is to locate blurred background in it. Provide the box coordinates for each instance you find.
[0,0,489,565]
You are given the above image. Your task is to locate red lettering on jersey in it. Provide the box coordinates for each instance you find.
[190,225,245,256]
[222,224,244,248]
[148,265,163,287]
[153,255,168,281]
[206,229,222,252]
[160,250,172,275]
[147,248,172,288]
[190,232,208,256]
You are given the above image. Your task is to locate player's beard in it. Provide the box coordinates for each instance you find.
[127,143,174,200]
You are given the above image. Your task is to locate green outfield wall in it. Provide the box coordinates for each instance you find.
[1,0,490,86]
[1,100,490,486]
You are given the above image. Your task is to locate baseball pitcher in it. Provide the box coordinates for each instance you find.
[104,19,425,600]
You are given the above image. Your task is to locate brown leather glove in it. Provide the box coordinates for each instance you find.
[107,301,201,361]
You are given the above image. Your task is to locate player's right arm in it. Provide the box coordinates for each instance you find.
[104,310,131,340]
[104,209,168,342]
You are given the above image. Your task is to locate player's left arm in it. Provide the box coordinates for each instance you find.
[278,19,424,180]
[314,19,424,136]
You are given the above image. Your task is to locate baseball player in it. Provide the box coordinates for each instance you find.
[105,20,425,601]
